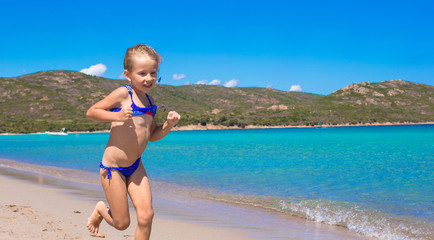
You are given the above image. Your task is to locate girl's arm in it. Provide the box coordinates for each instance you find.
[150,111,181,142]
[86,87,133,122]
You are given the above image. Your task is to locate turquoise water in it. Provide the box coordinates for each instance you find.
[1,125,433,239]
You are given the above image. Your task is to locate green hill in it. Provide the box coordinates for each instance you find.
[0,70,433,133]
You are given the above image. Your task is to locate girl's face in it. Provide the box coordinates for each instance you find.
[124,56,159,94]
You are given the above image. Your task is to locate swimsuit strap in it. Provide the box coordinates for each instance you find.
[100,157,141,179]
[145,93,153,105]
[124,85,152,108]
[125,85,133,92]
[124,85,138,108]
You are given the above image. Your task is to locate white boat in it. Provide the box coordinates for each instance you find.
[45,128,68,136]
[316,121,327,129]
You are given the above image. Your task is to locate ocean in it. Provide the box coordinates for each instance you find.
[0,125,433,239]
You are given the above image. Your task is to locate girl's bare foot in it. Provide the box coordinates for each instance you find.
[87,201,105,235]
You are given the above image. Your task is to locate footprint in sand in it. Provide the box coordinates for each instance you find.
[5,204,35,218]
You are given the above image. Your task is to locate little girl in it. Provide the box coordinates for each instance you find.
[86,44,180,240]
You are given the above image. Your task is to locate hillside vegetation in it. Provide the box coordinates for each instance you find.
[0,70,433,133]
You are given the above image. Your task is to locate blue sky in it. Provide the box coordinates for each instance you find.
[1,0,433,95]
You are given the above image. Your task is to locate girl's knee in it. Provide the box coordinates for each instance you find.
[137,208,154,227]
[113,218,130,230]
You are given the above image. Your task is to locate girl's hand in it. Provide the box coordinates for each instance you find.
[117,106,133,121]
[166,111,181,126]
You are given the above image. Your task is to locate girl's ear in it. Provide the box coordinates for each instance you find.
[124,70,132,86]
[124,69,131,82]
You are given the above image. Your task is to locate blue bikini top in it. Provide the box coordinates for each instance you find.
[110,85,157,117]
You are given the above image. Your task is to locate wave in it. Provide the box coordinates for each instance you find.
[277,199,432,240]
[152,181,433,240]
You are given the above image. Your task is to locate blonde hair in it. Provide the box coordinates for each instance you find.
[123,44,162,71]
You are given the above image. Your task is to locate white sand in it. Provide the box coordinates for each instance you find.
[0,175,253,240]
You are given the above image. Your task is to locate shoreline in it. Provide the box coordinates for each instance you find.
[172,121,434,131]
[0,159,370,240]
[0,171,254,240]
[1,121,433,135]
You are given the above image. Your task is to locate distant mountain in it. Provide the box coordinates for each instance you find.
[317,80,434,124]
[0,70,433,133]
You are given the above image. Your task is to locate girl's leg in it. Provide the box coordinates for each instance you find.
[127,162,154,240]
[87,169,131,234]
[87,201,107,234]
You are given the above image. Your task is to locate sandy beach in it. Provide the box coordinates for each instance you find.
[2,122,431,136]
[171,122,434,131]
[0,170,253,240]
[0,160,372,240]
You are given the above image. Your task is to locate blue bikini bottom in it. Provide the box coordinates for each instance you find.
[100,157,141,179]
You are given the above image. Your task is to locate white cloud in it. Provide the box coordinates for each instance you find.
[185,81,192,85]
[195,79,208,85]
[172,73,187,80]
[208,79,221,85]
[289,84,302,92]
[80,63,107,77]
[266,84,273,89]
[118,72,126,79]
[224,79,239,88]
[189,78,238,87]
